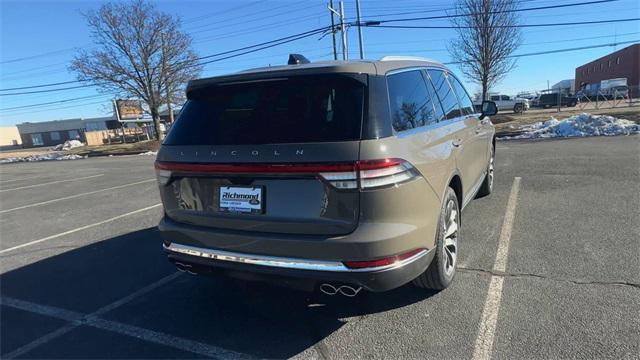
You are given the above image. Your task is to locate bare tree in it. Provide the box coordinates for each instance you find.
[448,0,522,101]
[70,0,201,140]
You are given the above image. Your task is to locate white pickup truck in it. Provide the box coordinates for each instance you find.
[475,94,529,113]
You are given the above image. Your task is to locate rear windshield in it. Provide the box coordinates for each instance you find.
[164,75,364,145]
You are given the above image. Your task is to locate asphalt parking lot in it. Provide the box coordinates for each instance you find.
[1,135,639,359]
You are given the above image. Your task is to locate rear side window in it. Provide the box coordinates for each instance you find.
[427,70,462,120]
[387,70,439,132]
[490,95,500,101]
[164,75,364,145]
[448,75,475,115]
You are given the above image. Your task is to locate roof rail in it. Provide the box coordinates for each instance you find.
[379,56,440,63]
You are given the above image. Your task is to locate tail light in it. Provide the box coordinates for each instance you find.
[343,248,426,269]
[154,158,420,190]
[319,158,420,190]
[155,168,172,185]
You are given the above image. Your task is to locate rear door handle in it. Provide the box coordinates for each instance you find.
[452,139,462,147]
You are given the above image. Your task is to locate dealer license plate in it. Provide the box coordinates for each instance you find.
[219,186,264,214]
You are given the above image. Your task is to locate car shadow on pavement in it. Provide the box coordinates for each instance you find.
[1,227,437,359]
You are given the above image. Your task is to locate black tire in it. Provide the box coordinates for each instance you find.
[476,145,494,198]
[513,103,523,113]
[413,187,460,290]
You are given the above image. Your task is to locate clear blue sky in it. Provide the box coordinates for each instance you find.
[1,0,638,125]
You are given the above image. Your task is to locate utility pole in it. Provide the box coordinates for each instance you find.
[355,0,364,59]
[329,0,338,60]
[328,1,347,60]
[161,33,174,125]
[339,0,347,60]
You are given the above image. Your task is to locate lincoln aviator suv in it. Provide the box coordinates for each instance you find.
[155,56,497,295]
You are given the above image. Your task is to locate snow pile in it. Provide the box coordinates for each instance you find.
[138,151,158,156]
[52,140,84,151]
[0,153,86,164]
[502,113,640,140]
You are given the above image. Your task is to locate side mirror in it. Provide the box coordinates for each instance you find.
[480,100,498,120]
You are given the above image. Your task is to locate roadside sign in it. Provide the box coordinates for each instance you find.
[115,99,144,120]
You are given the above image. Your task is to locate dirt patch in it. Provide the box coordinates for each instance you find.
[0,149,56,160]
[68,140,159,157]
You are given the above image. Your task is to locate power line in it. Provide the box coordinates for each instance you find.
[362,0,619,24]
[182,0,264,25]
[4,38,638,116]
[188,2,317,34]
[0,94,107,112]
[0,84,97,96]
[0,25,332,93]
[0,80,86,92]
[177,26,331,70]
[360,31,640,53]
[193,12,326,44]
[444,39,639,64]
[365,18,640,29]
[0,0,625,90]
[196,28,329,67]
[349,0,547,20]
[0,46,87,65]
[0,61,68,77]
[0,100,111,117]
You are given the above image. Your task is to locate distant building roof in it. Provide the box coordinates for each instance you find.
[16,115,117,134]
[552,79,575,89]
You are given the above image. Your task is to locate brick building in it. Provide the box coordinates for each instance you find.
[574,43,639,97]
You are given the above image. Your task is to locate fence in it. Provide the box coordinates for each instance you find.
[85,127,151,146]
[575,85,639,111]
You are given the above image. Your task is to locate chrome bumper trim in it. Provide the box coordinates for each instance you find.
[164,243,429,273]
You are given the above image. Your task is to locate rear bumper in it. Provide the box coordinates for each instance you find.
[164,241,434,292]
[158,214,437,292]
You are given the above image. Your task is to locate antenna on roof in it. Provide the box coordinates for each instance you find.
[288,54,310,65]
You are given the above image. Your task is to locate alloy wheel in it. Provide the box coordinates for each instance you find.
[488,151,495,190]
[443,199,458,275]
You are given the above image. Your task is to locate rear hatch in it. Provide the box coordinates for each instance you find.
[156,74,366,236]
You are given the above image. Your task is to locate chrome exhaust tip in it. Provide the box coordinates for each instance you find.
[174,262,197,275]
[319,283,362,297]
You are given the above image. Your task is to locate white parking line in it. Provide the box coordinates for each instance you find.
[0,178,156,214]
[472,177,521,360]
[1,275,250,359]
[0,176,41,184]
[0,203,162,254]
[1,272,181,358]
[0,174,104,192]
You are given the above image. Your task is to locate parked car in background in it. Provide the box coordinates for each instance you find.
[516,91,538,101]
[155,55,497,295]
[600,78,627,97]
[475,94,529,113]
[533,93,578,108]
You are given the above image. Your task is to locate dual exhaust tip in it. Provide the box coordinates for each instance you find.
[173,262,363,297]
[319,283,362,297]
[175,262,198,275]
